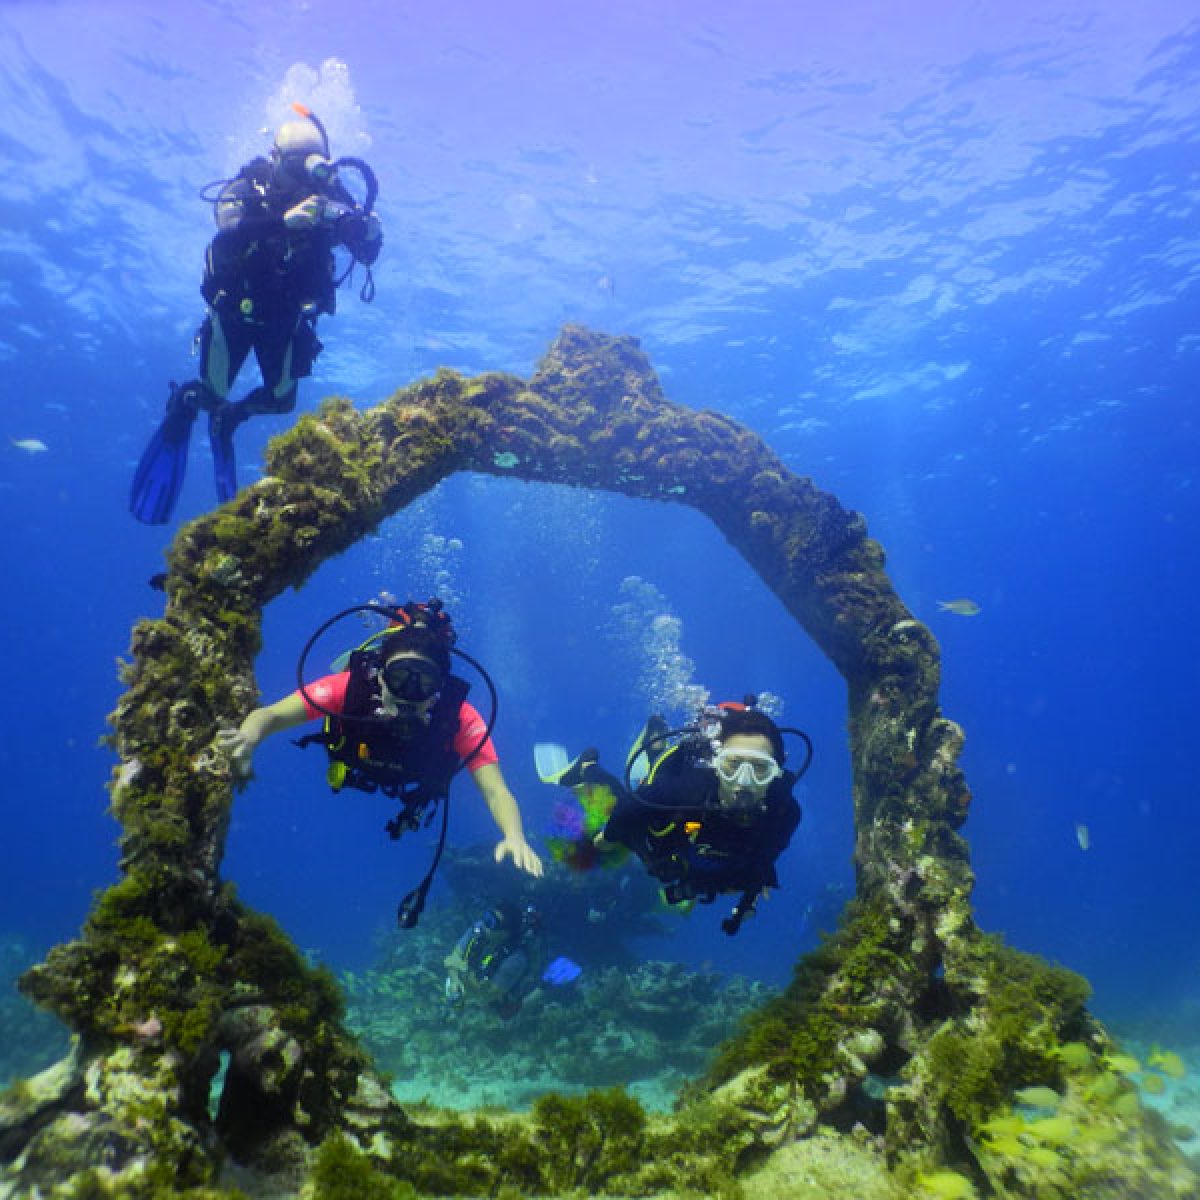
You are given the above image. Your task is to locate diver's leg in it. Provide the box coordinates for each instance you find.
[196,311,252,404]
[206,314,309,502]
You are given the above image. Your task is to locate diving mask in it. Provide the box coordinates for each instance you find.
[381,655,443,704]
[713,746,782,791]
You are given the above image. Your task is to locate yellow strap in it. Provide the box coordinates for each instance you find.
[644,742,682,787]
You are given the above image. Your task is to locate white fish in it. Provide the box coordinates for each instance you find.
[938,598,981,616]
[11,437,48,454]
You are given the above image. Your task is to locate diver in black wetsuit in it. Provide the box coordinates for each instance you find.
[442,902,549,1019]
[556,702,807,936]
[130,105,382,523]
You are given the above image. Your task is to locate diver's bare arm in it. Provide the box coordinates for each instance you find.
[472,762,544,877]
[217,693,309,778]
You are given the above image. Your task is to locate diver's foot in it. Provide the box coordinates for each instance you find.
[167,380,204,420]
[558,747,599,789]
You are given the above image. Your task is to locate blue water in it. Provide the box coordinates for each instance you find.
[1,0,1198,1071]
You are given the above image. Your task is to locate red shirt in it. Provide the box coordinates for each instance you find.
[295,672,499,771]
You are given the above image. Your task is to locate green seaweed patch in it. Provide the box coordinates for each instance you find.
[703,899,909,1099]
[312,1133,417,1200]
[532,1087,647,1192]
[927,937,1091,1128]
[227,909,345,1034]
[916,940,1089,1128]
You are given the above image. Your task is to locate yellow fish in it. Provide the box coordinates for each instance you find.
[1025,1115,1079,1144]
[10,437,48,454]
[1075,822,1090,851]
[1104,1052,1142,1075]
[1147,1047,1186,1078]
[938,598,981,616]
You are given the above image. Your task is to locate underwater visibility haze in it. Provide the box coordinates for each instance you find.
[1,0,1199,1193]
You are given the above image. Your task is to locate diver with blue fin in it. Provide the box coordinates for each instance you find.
[443,901,580,1019]
[538,699,810,935]
[130,103,383,523]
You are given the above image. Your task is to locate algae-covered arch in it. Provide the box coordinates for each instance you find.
[2,327,1194,1198]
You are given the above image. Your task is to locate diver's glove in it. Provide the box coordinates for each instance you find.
[720,889,760,936]
[444,976,465,1005]
[337,210,383,265]
[283,195,327,229]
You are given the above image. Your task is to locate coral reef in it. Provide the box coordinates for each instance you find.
[343,872,771,1111]
[0,326,1194,1196]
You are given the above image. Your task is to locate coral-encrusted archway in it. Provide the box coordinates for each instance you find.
[4,328,1193,1198]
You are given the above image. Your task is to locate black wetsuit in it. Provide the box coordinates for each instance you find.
[200,157,381,413]
[597,748,801,902]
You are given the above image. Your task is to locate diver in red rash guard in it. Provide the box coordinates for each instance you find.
[218,600,543,906]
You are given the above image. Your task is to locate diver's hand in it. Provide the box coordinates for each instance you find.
[495,836,544,877]
[283,195,326,229]
[337,210,383,265]
[216,726,256,781]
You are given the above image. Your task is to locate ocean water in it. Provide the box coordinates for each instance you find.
[1,0,1198,1113]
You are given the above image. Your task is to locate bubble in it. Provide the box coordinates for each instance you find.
[611,576,708,722]
[374,497,467,618]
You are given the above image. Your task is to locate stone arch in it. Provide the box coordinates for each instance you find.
[4,327,1193,1197]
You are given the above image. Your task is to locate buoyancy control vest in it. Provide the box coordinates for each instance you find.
[296,648,472,832]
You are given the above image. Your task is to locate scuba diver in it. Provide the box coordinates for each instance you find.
[540,700,809,936]
[443,901,552,1019]
[130,103,383,523]
[217,599,543,928]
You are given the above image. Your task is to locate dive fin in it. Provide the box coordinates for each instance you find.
[626,714,669,788]
[129,385,199,524]
[534,742,571,784]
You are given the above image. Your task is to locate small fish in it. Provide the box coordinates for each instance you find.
[937,598,981,616]
[11,437,48,454]
[1104,1052,1142,1075]
[1013,1085,1062,1109]
[1075,822,1090,851]
[596,274,615,296]
[1147,1047,1186,1078]
[1025,1114,1079,1144]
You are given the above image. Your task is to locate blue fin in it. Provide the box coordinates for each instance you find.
[542,957,582,986]
[130,390,197,524]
